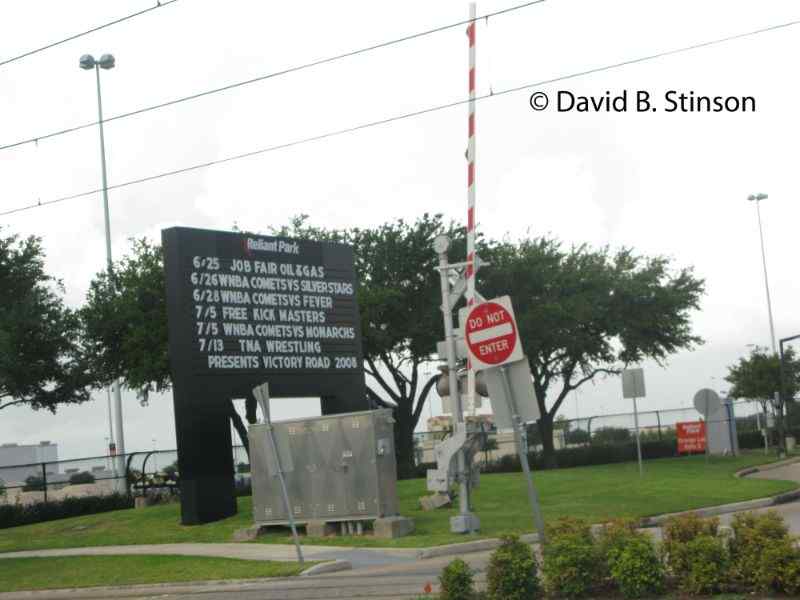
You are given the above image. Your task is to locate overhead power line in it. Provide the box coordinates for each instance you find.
[0,0,180,69]
[2,17,798,219]
[0,0,546,152]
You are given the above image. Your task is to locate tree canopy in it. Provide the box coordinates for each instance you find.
[481,238,705,465]
[273,214,466,475]
[726,346,800,402]
[0,232,92,412]
[78,219,705,473]
[82,238,169,394]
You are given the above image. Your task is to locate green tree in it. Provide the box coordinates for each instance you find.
[81,216,460,475]
[726,346,800,454]
[273,214,464,477]
[81,239,254,455]
[481,238,704,467]
[726,346,799,403]
[0,232,92,413]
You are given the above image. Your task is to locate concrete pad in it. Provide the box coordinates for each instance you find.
[373,516,415,538]
[419,493,451,511]
[231,524,270,541]
[305,520,337,538]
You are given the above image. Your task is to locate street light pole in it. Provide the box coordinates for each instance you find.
[81,53,125,487]
[779,334,800,454]
[748,193,776,353]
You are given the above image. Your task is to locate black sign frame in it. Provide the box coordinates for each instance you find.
[163,226,367,524]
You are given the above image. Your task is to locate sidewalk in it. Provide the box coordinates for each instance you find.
[0,542,419,569]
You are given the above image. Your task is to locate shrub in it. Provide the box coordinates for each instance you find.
[438,558,475,600]
[662,513,718,577]
[597,518,639,569]
[680,535,728,595]
[609,534,665,599]
[753,536,800,595]
[486,535,540,600]
[729,510,790,590]
[593,427,632,445]
[22,475,45,492]
[68,471,96,485]
[0,492,133,528]
[542,532,602,598]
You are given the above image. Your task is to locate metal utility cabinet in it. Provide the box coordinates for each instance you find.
[249,408,399,525]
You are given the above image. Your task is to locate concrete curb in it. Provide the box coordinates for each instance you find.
[299,559,352,576]
[417,460,800,560]
[734,455,800,478]
[638,459,800,527]
[416,533,539,560]
[0,577,299,600]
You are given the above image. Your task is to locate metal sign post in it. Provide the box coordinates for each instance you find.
[621,368,646,477]
[498,364,546,544]
[461,295,545,543]
[632,396,644,477]
[253,383,304,564]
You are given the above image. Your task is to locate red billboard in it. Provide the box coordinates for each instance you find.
[677,421,706,454]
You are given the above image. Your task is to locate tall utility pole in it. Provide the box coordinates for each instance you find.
[747,193,776,353]
[81,53,126,487]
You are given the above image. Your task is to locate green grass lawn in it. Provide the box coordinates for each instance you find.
[0,555,307,592]
[0,453,795,552]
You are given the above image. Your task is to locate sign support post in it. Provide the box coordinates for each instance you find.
[253,383,303,564]
[704,398,710,464]
[499,364,546,543]
[621,368,646,477]
[632,396,644,477]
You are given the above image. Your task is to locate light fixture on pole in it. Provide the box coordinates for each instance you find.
[747,193,776,354]
[81,53,126,489]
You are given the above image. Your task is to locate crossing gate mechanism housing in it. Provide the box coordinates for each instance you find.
[249,408,400,525]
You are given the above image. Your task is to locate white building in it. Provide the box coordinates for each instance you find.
[0,441,59,486]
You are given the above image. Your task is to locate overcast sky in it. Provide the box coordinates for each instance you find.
[1,0,799,460]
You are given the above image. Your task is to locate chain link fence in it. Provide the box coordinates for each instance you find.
[0,446,253,507]
[414,399,791,466]
[1,399,792,506]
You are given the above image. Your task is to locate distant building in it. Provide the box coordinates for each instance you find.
[0,442,59,486]
[426,414,495,432]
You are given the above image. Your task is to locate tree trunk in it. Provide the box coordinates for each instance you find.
[395,405,417,479]
[538,414,557,469]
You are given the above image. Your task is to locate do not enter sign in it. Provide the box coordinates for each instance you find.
[459,295,523,371]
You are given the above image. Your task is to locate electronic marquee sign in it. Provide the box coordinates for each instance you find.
[162,226,367,524]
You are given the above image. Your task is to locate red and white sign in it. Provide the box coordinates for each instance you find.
[459,295,523,371]
[677,421,706,454]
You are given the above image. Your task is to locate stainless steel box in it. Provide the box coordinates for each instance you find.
[249,408,399,525]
